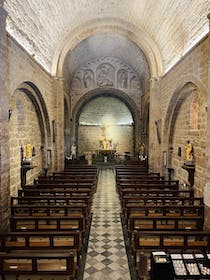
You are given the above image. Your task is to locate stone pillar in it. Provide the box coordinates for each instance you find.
[148,77,161,172]
[52,77,65,171]
[0,3,10,231]
[204,13,210,228]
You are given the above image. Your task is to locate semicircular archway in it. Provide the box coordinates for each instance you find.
[71,88,141,157]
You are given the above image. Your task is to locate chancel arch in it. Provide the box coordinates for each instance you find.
[71,88,141,157]
[78,96,133,158]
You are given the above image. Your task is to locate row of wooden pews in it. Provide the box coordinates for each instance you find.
[116,161,210,279]
[0,164,98,280]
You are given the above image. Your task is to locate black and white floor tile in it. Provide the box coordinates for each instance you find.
[83,167,131,280]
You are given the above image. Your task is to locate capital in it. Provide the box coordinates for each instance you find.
[149,77,160,89]
[53,76,64,81]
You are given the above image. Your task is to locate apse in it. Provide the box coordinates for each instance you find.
[78,96,134,157]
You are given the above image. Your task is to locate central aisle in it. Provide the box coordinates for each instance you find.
[83,167,131,280]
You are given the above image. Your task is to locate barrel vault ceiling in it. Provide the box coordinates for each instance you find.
[4,0,210,75]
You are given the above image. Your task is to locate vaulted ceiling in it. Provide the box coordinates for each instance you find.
[4,0,210,76]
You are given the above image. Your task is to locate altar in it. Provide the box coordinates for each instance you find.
[97,149,116,162]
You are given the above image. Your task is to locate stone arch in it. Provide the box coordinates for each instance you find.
[52,18,162,78]
[9,81,52,194]
[163,76,207,155]
[162,77,207,194]
[71,88,141,155]
[17,81,51,147]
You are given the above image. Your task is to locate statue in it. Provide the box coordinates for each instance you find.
[117,69,128,88]
[139,143,147,161]
[139,143,145,156]
[71,142,77,159]
[25,144,32,160]
[184,140,194,165]
[102,138,110,150]
[83,70,94,88]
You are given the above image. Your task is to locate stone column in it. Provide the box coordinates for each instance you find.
[52,77,65,171]
[0,3,10,231]
[204,13,210,228]
[148,77,161,172]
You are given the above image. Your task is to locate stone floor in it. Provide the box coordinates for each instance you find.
[83,167,131,280]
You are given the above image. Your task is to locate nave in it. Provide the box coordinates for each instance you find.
[83,167,131,280]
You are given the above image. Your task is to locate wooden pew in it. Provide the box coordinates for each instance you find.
[124,204,204,225]
[11,204,89,222]
[129,215,204,231]
[121,196,203,210]
[132,230,210,252]
[3,164,97,280]
[124,159,148,166]
[117,179,179,187]
[116,172,161,177]
[117,182,180,199]
[116,173,164,180]
[119,189,193,202]
[65,163,97,169]
[11,196,92,211]
[122,196,203,206]
[10,214,85,233]
[34,177,97,186]
[116,162,148,168]
[0,231,82,266]
[132,230,210,271]
[18,189,93,200]
[0,251,76,280]
[116,175,165,187]
[0,231,81,251]
[37,174,96,180]
[31,183,96,196]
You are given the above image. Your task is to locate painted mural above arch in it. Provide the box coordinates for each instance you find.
[70,56,144,112]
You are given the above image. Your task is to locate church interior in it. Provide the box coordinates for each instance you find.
[1,0,210,279]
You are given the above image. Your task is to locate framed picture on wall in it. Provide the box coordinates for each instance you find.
[163,151,167,167]
[52,120,56,143]
[47,149,52,166]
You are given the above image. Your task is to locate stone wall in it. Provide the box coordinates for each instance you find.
[0,35,66,227]
[7,35,64,172]
[78,125,133,156]
[148,36,208,196]
[0,4,10,231]
[170,88,206,196]
[9,91,42,196]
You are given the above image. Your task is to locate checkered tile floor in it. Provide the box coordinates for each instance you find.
[83,167,131,280]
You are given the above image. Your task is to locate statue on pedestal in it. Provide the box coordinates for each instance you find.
[25,143,32,160]
[184,140,194,166]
